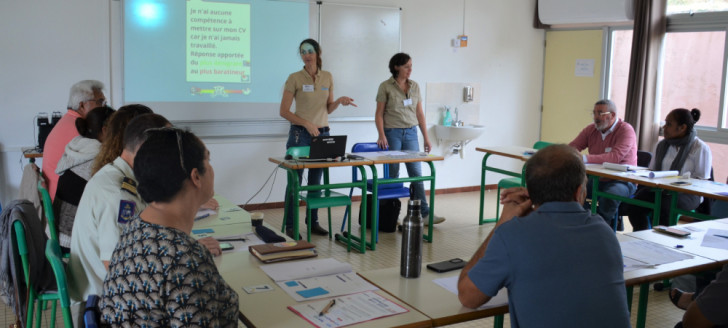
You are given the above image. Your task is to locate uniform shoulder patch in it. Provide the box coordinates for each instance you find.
[118,200,136,224]
[121,177,137,196]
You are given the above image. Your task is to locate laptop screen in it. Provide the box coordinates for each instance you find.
[308,135,347,160]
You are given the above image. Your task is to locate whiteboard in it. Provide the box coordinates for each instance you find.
[319,3,401,120]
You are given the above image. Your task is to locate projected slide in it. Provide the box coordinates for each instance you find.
[186,1,251,83]
[124,0,308,104]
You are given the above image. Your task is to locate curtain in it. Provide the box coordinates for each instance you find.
[623,0,667,151]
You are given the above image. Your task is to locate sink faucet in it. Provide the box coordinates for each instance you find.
[453,108,464,127]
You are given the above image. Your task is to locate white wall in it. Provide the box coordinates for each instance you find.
[0,0,544,207]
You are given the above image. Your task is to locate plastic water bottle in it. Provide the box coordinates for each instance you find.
[401,200,423,278]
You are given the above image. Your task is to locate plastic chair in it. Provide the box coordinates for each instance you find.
[13,221,63,328]
[37,181,58,241]
[493,141,553,221]
[341,142,410,242]
[37,181,68,258]
[613,150,653,231]
[282,146,352,242]
[44,239,74,328]
[83,295,101,328]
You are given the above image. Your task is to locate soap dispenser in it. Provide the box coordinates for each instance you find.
[443,106,453,126]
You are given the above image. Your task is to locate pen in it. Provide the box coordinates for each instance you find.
[194,213,210,221]
[713,234,728,240]
[318,299,336,316]
[216,238,247,242]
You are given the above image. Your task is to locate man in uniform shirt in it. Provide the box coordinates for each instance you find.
[68,114,222,307]
[68,114,169,304]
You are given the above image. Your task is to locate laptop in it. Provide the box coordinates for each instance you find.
[298,135,347,161]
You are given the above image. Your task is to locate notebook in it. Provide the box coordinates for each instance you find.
[298,135,347,161]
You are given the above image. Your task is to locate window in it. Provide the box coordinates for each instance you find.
[668,0,728,15]
[607,29,633,120]
[605,11,728,183]
[658,31,725,127]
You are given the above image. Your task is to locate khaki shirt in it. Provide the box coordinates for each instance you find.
[284,68,333,127]
[376,77,420,128]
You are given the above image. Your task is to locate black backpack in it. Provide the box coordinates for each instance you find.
[358,194,401,233]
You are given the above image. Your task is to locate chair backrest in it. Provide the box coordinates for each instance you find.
[13,221,32,290]
[351,142,380,153]
[83,295,101,328]
[636,150,652,168]
[286,146,310,158]
[45,240,71,310]
[37,180,59,242]
[351,142,393,178]
[532,141,553,150]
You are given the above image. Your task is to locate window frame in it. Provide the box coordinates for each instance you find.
[604,11,728,145]
[665,12,728,144]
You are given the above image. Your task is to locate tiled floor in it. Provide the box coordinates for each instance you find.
[2,190,687,327]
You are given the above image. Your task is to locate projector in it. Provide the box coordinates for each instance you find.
[37,111,62,151]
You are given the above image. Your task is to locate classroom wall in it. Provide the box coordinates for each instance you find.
[0,0,545,207]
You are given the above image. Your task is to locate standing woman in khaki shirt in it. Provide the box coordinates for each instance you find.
[375,53,444,224]
[279,38,357,239]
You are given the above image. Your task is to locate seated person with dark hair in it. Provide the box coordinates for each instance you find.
[625,108,712,231]
[53,106,115,251]
[672,264,728,328]
[100,128,239,326]
[458,144,630,328]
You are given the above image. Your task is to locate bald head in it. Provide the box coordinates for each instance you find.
[525,144,586,206]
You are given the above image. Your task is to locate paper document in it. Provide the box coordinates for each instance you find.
[278,272,378,302]
[701,229,728,251]
[432,276,508,310]
[602,162,647,172]
[620,240,693,271]
[288,291,408,328]
[261,258,353,281]
[634,170,679,179]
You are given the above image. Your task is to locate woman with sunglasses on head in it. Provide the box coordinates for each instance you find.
[624,108,712,231]
[279,38,357,239]
[100,128,238,327]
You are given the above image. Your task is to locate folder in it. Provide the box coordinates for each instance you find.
[249,240,318,263]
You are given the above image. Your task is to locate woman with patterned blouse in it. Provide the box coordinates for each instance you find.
[100,128,238,327]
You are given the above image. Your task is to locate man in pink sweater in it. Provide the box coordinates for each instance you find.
[569,99,637,230]
[43,80,106,200]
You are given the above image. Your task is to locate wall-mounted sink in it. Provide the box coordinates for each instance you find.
[435,124,485,141]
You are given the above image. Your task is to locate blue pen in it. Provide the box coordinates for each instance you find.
[194,213,210,221]
[713,234,728,240]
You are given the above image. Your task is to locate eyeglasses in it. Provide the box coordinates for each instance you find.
[592,111,611,117]
[86,98,107,107]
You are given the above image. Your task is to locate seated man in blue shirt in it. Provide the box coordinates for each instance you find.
[458,144,631,328]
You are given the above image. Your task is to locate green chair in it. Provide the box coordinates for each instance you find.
[37,181,58,242]
[13,221,68,328]
[37,181,68,258]
[282,146,352,242]
[44,239,73,328]
[493,141,553,222]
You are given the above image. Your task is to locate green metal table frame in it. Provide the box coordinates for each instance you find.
[366,160,438,245]
[478,153,527,225]
[280,163,371,253]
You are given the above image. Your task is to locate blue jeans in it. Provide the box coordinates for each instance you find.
[284,125,328,228]
[384,126,430,216]
[585,179,636,227]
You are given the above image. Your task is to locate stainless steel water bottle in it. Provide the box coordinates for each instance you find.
[401,199,423,278]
